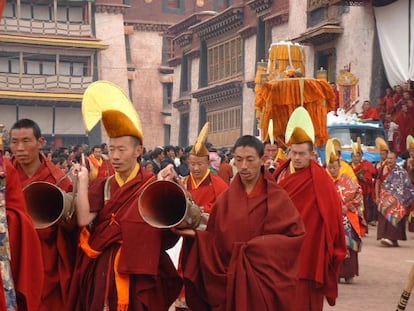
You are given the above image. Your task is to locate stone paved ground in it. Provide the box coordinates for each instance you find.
[324,226,414,311]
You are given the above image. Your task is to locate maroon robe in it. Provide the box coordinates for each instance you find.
[11,155,75,311]
[273,160,346,309]
[3,159,44,311]
[352,160,377,223]
[362,107,380,120]
[69,168,181,311]
[183,173,305,311]
[182,173,228,214]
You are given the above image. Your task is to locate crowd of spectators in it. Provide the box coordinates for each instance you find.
[363,81,414,157]
[37,142,235,185]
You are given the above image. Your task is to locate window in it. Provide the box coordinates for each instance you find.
[0,53,20,74]
[167,0,180,8]
[207,37,242,84]
[125,35,132,64]
[207,107,241,134]
[180,55,190,95]
[3,2,17,18]
[162,0,185,14]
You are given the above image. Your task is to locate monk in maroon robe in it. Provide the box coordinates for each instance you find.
[273,134,346,310]
[395,104,414,156]
[182,148,228,214]
[9,119,75,311]
[70,165,181,310]
[175,135,305,311]
[361,100,380,121]
[1,158,44,311]
[71,136,181,311]
[351,151,377,224]
[175,130,229,309]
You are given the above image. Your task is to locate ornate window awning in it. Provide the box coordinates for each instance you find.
[172,96,191,113]
[190,5,244,41]
[246,0,272,16]
[292,23,343,45]
[192,79,243,107]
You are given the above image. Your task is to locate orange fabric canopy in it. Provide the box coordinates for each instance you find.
[255,78,336,147]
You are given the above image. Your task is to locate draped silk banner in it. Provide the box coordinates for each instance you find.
[374,0,414,86]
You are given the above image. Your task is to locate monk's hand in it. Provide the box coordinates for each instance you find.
[157,164,178,181]
[171,227,196,238]
[71,163,89,187]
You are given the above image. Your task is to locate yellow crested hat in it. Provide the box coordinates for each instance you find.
[375,137,389,152]
[190,122,210,157]
[82,81,143,143]
[264,119,275,145]
[326,138,339,165]
[285,107,315,145]
[331,138,342,152]
[351,137,362,155]
[406,135,414,150]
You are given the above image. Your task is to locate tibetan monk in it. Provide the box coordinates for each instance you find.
[70,81,181,310]
[174,123,228,309]
[326,155,365,284]
[361,100,380,121]
[174,135,305,311]
[351,149,377,225]
[1,157,44,311]
[377,151,414,247]
[87,144,114,182]
[9,118,75,311]
[273,132,346,310]
[181,144,228,215]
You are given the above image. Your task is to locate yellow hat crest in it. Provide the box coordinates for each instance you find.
[351,137,362,155]
[266,119,275,145]
[406,135,414,150]
[331,138,342,152]
[375,137,389,152]
[326,138,339,165]
[285,107,315,145]
[190,122,210,157]
[82,81,143,142]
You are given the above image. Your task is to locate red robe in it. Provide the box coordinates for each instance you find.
[11,155,75,311]
[362,107,380,120]
[88,154,114,179]
[396,112,414,155]
[69,168,181,311]
[273,160,346,307]
[183,173,305,311]
[182,173,228,214]
[352,160,377,223]
[2,159,44,311]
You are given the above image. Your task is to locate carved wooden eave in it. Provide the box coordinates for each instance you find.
[95,3,130,14]
[168,12,217,36]
[127,21,171,32]
[246,0,272,17]
[192,79,243,106]
[238,25,257,39]
[173,31,193,48]
[292,22,343,45]
[190,5,244,41]
[172,96,191,113]
[158,66,174,75]
[263,9,289,27]
[168,56,181,67]
[185,48,200,60]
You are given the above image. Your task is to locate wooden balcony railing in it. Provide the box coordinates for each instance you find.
[0,18,92,37]
[0,74,93,92]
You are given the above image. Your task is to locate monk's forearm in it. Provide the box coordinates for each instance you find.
[76,183,96,226]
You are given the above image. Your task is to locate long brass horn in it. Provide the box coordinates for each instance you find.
[22,181,74,229]
[138,180,202,229]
